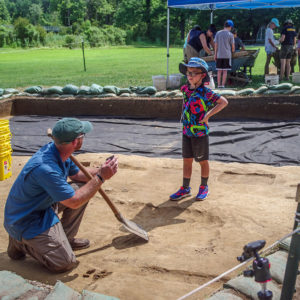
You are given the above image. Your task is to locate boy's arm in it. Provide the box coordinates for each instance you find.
[202,96,228,124]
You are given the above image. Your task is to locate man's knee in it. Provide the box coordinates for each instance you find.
[46,254,78,273]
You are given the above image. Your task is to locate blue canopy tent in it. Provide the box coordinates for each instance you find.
[166,0,300,80]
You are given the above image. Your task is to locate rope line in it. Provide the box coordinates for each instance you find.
[177,227,300,300]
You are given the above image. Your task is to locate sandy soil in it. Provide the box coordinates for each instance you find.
[0,153,299,300]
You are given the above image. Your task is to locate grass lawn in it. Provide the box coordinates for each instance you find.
[0,45,294,89]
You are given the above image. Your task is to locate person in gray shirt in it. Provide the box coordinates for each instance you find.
[214,20,235,88]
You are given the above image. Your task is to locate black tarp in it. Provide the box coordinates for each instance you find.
[8,115,300,166]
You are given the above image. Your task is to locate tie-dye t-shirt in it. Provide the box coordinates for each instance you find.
[181,85,220,137]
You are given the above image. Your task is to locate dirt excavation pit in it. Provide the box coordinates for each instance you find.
[1,154,300,299]
[0,96,300,299]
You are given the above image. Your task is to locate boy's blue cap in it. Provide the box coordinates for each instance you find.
[52,117,93,143]
[179,57,210,83]
[225,20,234,28]
[271,18,279,27]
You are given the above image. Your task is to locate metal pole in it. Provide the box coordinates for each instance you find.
[280,184,300,300]
[82,39,86,72]
[209,4,214,24]
[166,7,170,89]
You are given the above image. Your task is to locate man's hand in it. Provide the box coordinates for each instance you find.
[98,156,118,181]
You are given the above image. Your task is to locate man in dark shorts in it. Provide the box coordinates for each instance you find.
[214,20,235,88]
[279,19,297,80]
[170,57,228,201]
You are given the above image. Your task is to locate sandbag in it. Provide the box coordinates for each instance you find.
[131,86,157,95]
[254,86,268,94]
[119,88,132,95]
[97,93,116,98]
[103,85,120,95]
[293,89,300,94]
[78,85,91,95]
[120,93,131,97]
[290,86,300,94]
[155,91,168,97]
[62,84,79,95]
[263,89,291,95]
[47,86,63,95]
[90,84,103,95]
[24,86,43,94]
[218,90,236,96]
[236,88,255,96]
[269,83,293,90]
[4,88,19,95]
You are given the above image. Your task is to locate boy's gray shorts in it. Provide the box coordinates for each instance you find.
[182,134,209,162]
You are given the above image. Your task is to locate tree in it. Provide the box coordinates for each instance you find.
[0,0,10,23]
[86,0,115,26]
[29,3,43,25]
[58,0,86,26]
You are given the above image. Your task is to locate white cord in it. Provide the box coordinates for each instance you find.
[177,227,300,300]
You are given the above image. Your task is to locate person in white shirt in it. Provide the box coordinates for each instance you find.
[264,18,280,75]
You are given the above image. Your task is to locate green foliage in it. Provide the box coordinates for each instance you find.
[84,25,126,47]
[64,34,77,49]
[36,25,46,44]
[0,25,14,47]
[0,0,10,23]
[273,33,280,40]
[28,3,43,25]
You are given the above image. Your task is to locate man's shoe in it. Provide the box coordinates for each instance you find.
[7,236,26,260]
[69,238,90,250]
[170,186,191,201]
[196,185,209,201]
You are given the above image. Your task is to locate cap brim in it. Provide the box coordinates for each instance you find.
[178,62,210,83]
[179,62,187,75]
[81,121,93,134]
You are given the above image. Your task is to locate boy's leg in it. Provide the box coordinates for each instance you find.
[264,53,272,75]
[170,135,193,200]
[217,70,222,87]
[222,70,228,87]
[183,158,193,179]
[199,160,209,178]
[193,136,210,200]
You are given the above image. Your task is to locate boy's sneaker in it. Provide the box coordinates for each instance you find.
[170,186,191,201]
[196,185,209,201]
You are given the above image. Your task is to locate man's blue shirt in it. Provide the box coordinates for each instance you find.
[4,142,79,241]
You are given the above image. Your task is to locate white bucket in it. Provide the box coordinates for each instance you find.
[167,74,182,89]
[292,72,300,84]
[265,74,279,86]
[152,75,167,91]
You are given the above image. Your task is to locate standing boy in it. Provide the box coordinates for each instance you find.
[264,18,280,75]
[170,57,228,201]
[214,20,235,88]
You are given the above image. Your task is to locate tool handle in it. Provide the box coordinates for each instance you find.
[70,154,122,220]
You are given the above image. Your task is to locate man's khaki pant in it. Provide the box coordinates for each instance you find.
[9,183,87,273]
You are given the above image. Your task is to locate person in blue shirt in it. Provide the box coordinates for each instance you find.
[4,118,118,273]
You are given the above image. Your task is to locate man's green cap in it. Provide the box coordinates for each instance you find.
[52,117,93,143]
